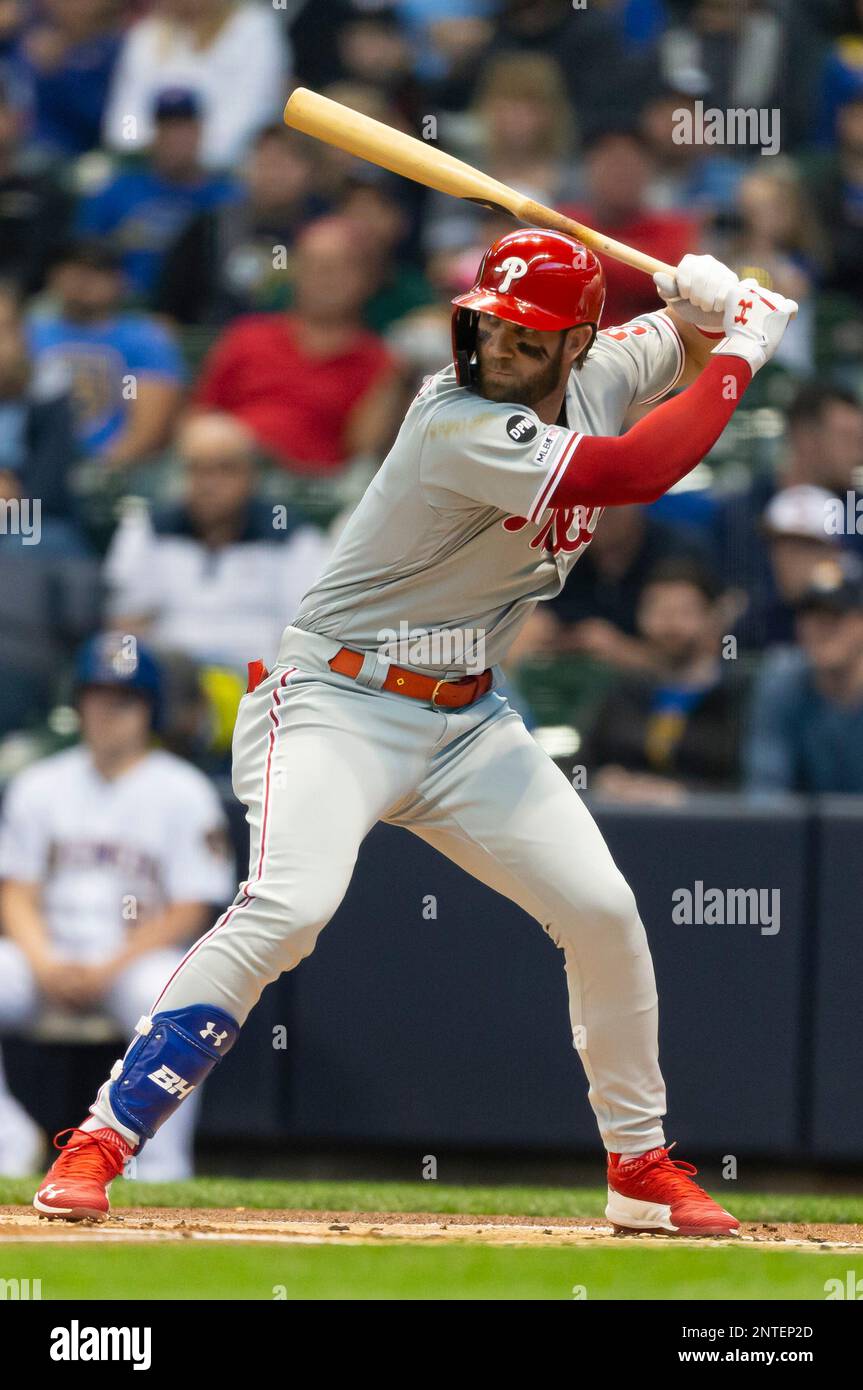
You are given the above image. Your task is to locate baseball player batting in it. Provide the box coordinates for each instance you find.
[34,231,796,1235]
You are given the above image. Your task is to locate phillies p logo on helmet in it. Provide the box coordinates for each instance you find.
[497,256,529,294]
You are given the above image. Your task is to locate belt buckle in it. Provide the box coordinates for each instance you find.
[430,678,446,707]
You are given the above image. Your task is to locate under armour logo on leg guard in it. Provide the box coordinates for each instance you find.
[199,1021,229,1047]
[109,1004,239,1141]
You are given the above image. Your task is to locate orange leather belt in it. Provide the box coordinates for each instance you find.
[328,646,493,708]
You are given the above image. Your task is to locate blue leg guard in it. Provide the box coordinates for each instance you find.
[108,1004,239,1142]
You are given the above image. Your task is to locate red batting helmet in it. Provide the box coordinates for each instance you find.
[451,228,606,385]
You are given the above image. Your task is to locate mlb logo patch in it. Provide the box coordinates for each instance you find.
[532,427,561,466]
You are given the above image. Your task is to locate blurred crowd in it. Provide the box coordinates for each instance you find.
[3,0,863,802]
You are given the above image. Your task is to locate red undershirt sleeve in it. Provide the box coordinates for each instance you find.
[544,356,751,509]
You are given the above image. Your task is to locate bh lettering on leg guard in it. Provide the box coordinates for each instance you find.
[108,1004,239,1141]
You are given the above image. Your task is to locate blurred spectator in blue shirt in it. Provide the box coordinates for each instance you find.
[745,557,863,794]
[0,64,72,293]
[16,0,124,158]
[28,237,184,466]
[76,88,237,299]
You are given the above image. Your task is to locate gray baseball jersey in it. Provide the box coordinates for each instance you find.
[293,310,685,675]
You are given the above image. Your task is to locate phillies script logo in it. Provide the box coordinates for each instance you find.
[503,505,602,554]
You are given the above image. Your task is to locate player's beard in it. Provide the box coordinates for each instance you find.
[476,336,567,407]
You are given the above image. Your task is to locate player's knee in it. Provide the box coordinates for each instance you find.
[598,877,640,933]
[256,878,346,936]
[551,873,641,948]
[271,922,324,976]
[240,877,348,977]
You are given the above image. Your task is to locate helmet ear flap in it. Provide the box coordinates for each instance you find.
[452,307,479,386]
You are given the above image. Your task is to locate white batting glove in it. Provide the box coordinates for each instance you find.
[653,253,739,331]
[711,278,798,376]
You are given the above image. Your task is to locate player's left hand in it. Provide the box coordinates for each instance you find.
[654,254,739,332]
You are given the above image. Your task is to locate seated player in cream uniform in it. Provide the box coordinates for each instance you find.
[0,633,233,1178]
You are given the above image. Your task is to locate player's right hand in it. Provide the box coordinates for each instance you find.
[712,279,798,376]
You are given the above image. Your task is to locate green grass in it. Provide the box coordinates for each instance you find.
[3,1176,859,1300]
[0,1242,855,1300]
[3,1175,863,1225]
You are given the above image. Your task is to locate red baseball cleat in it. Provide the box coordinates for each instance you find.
[606,1146,740,1237]
[32,1126,134,1222]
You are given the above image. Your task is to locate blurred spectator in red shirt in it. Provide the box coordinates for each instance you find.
[561,128,699,328]
[192,216,403,475]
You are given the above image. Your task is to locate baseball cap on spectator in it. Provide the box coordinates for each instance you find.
[153,88,202,123]
[74,632,164,729]
[795,557,863,615]
[761,486,839,546]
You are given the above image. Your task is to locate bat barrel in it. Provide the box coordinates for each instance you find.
[284,87,516,209]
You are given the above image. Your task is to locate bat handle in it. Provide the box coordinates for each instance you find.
[517,199,676,280]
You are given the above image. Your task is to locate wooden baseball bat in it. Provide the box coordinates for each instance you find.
[284,87,675,279]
